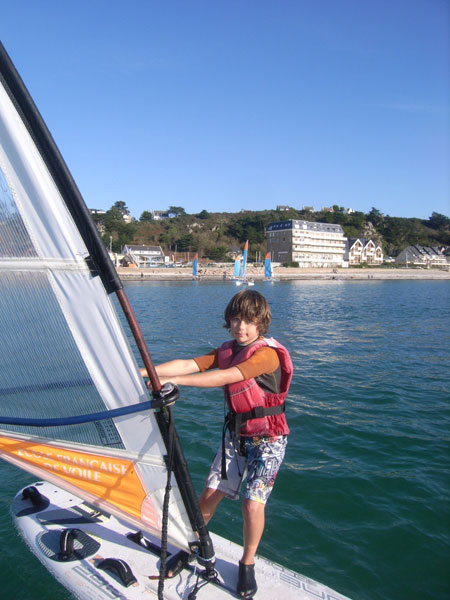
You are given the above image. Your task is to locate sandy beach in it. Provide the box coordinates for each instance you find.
[117,265,450,282]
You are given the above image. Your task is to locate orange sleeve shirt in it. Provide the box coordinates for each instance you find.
[193,344,280,380]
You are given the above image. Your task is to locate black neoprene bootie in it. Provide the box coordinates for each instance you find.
[237,561,257,598]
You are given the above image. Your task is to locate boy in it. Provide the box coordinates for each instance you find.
[145,290,293,599]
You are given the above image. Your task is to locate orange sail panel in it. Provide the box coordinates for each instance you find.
[0,436,158,527]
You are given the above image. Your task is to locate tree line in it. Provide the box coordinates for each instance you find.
[91,202,450,261]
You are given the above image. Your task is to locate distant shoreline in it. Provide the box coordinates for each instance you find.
[116,266,450,282]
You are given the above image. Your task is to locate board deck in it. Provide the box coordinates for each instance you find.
[12,481,351,600]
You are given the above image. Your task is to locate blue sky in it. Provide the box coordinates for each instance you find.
[2,0,449,220]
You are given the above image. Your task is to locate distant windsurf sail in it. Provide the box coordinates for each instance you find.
[264,252,272,278]
[233,254,241,278]
[242,241,248,279]
[192,253,198,277]
[0,42,213,575]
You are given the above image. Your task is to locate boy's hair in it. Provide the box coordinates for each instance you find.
[224,290,272,335]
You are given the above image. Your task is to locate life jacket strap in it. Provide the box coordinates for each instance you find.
[232,403,286,428]
[220,403,285,479]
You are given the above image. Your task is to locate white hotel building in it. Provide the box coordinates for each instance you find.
[266,220,347,268]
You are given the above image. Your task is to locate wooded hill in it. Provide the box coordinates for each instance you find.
[92,204,450,262]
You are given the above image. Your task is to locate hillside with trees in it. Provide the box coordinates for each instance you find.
[92,203,450,261]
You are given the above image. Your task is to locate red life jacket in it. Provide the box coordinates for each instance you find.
[218,337,293,437]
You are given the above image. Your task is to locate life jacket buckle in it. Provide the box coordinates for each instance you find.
[252,406,266,419]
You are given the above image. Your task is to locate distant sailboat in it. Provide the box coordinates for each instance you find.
[235,241,254,286]
[192,253,198,279]
[233,254,241,278]
[264,252,272,279]
[264,252,278,283]
[242,240,248,279]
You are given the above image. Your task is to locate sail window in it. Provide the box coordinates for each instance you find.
[0,166,36,257]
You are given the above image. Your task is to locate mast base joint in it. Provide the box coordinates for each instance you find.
[152,383,180,409]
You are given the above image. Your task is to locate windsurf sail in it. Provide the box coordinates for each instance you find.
[192,253,198,277]
[233,254,241,278]
[0,42,214,591]
[264,252,272,279]
[242,241,248,279]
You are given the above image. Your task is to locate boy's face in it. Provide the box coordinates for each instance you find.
[230,317,260,345]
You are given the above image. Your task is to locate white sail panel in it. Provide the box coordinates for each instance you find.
[0,84,88,261]
[47,269,164,454]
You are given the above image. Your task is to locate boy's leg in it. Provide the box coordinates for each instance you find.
[199,487,227,524]
[238,498,264,598]
[241,498,265,564]
[166,432,244,579]
[166,487,226,577]
[237,435,287,596]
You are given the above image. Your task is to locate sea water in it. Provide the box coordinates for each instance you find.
[0,279,448,600]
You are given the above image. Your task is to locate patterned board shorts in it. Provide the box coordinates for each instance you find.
[206,431,288,504]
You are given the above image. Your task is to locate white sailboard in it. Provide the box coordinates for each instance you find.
[12,480,352,600]
[0,43,350,600]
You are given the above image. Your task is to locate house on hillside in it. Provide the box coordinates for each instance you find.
[89,208,107,234]
[152,210,176,220]
[344,238,383,266]
[395,245,448,267]
[121,245,166,267]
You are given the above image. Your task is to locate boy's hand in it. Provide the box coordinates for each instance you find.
[146,377,175,389]
[158,376,176,387]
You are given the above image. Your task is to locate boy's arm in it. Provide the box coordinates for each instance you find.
[159,366,244,388]
[139,359,200,380]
